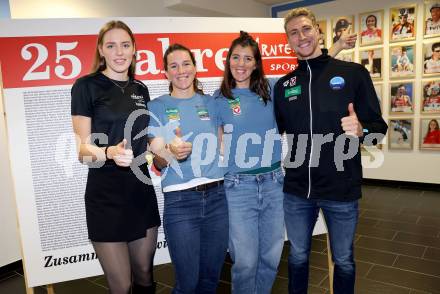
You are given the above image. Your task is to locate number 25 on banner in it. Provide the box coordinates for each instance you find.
[21,42,82,81]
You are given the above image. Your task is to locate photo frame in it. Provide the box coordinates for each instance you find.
[388,119,413,150]
[335,50,354,62]
[390,44,416,78]
[423,40,440,76]
[332,15,354,45]
[359,48,383,80]
[373,83,383,110]
[424,1,440,38]
[390,5,417,42]
[420,117,440,149]
[390,82,414,114]
[359,10,384,46]
[421,79,440,113]
[317,20,327,49]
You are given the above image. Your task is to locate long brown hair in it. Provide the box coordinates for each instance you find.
[163,43,204,95]
[220,31,270,104]
[91,20,136,78]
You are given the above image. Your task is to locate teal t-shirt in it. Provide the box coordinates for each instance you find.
[147,93,224,190]
[215,85,282,174]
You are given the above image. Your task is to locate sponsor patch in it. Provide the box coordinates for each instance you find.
[289,77,297,86]
[284,85,302,99]
[166,108,180,122]
[283,76,297,87]
[196,105,210,120]
[329,76,345,90]
[227,97,241,115]
[131,93,145,107]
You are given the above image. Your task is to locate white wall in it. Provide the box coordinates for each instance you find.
[0,73,21,266]
[9,0,270,18]
[277,0,440,184]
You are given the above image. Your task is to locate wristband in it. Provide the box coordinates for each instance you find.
[105,146,110,160]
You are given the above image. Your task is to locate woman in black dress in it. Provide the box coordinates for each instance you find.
[71,20,160,294]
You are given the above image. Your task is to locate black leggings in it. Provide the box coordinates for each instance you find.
[92,226,158,294]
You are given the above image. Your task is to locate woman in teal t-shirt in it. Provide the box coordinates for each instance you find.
[148,43,227,294]
[215,31,355,293]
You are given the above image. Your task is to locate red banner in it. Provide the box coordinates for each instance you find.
[0,32,297,89]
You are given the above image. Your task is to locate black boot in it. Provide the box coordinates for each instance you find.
[131,282,156,294]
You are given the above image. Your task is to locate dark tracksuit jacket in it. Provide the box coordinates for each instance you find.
[274,51,387,201]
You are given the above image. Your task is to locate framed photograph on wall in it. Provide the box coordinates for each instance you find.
[422,79,440,113]
[390,5,416,42]
[423,41,440,76]
[373,83,383,110]
[390,44,415,78]
[359,10,383,46]
[389,119,413,150]
[359,48,383,79]
[390,82,414,114]
[317,20,327,49]
[335,50,354,62]
[332,16,354,45]
[424,1,440,37]
[420,118,440,149]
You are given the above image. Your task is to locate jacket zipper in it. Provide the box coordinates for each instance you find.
[306,60,312,199]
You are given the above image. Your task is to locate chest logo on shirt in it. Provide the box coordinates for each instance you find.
[284,85,301,101]
[227,97,241,116]
[329,76,345,90]
[131,93,145,107]
[166,108,180,122]
[283,76,297,88]
[196,105,210,120]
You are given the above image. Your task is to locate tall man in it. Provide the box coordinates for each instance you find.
[273,8,387,294]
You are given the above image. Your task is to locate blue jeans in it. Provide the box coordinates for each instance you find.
[163,184,229,294]
[284,193,358,294]
[224,168,285,294]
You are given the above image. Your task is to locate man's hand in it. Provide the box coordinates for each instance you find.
[338,26,357,49]
[328,25,357,57]
[341,103,363,137]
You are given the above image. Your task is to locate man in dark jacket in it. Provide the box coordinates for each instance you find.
[274,7,387,294]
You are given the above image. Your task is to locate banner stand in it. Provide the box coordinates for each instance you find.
[326,233,334,294]
[1,64,29,294]
[322,210,334,294]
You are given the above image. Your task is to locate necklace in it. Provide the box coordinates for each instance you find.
[104,74,130,94]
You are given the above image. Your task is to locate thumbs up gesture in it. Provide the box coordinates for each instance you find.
[168,127,192,160]
[110,139,134,167]
[341,103,363,137]
[338,25,357,49]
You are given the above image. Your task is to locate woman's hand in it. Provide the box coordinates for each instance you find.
[108,139,134,167]
[168,128,192,160]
